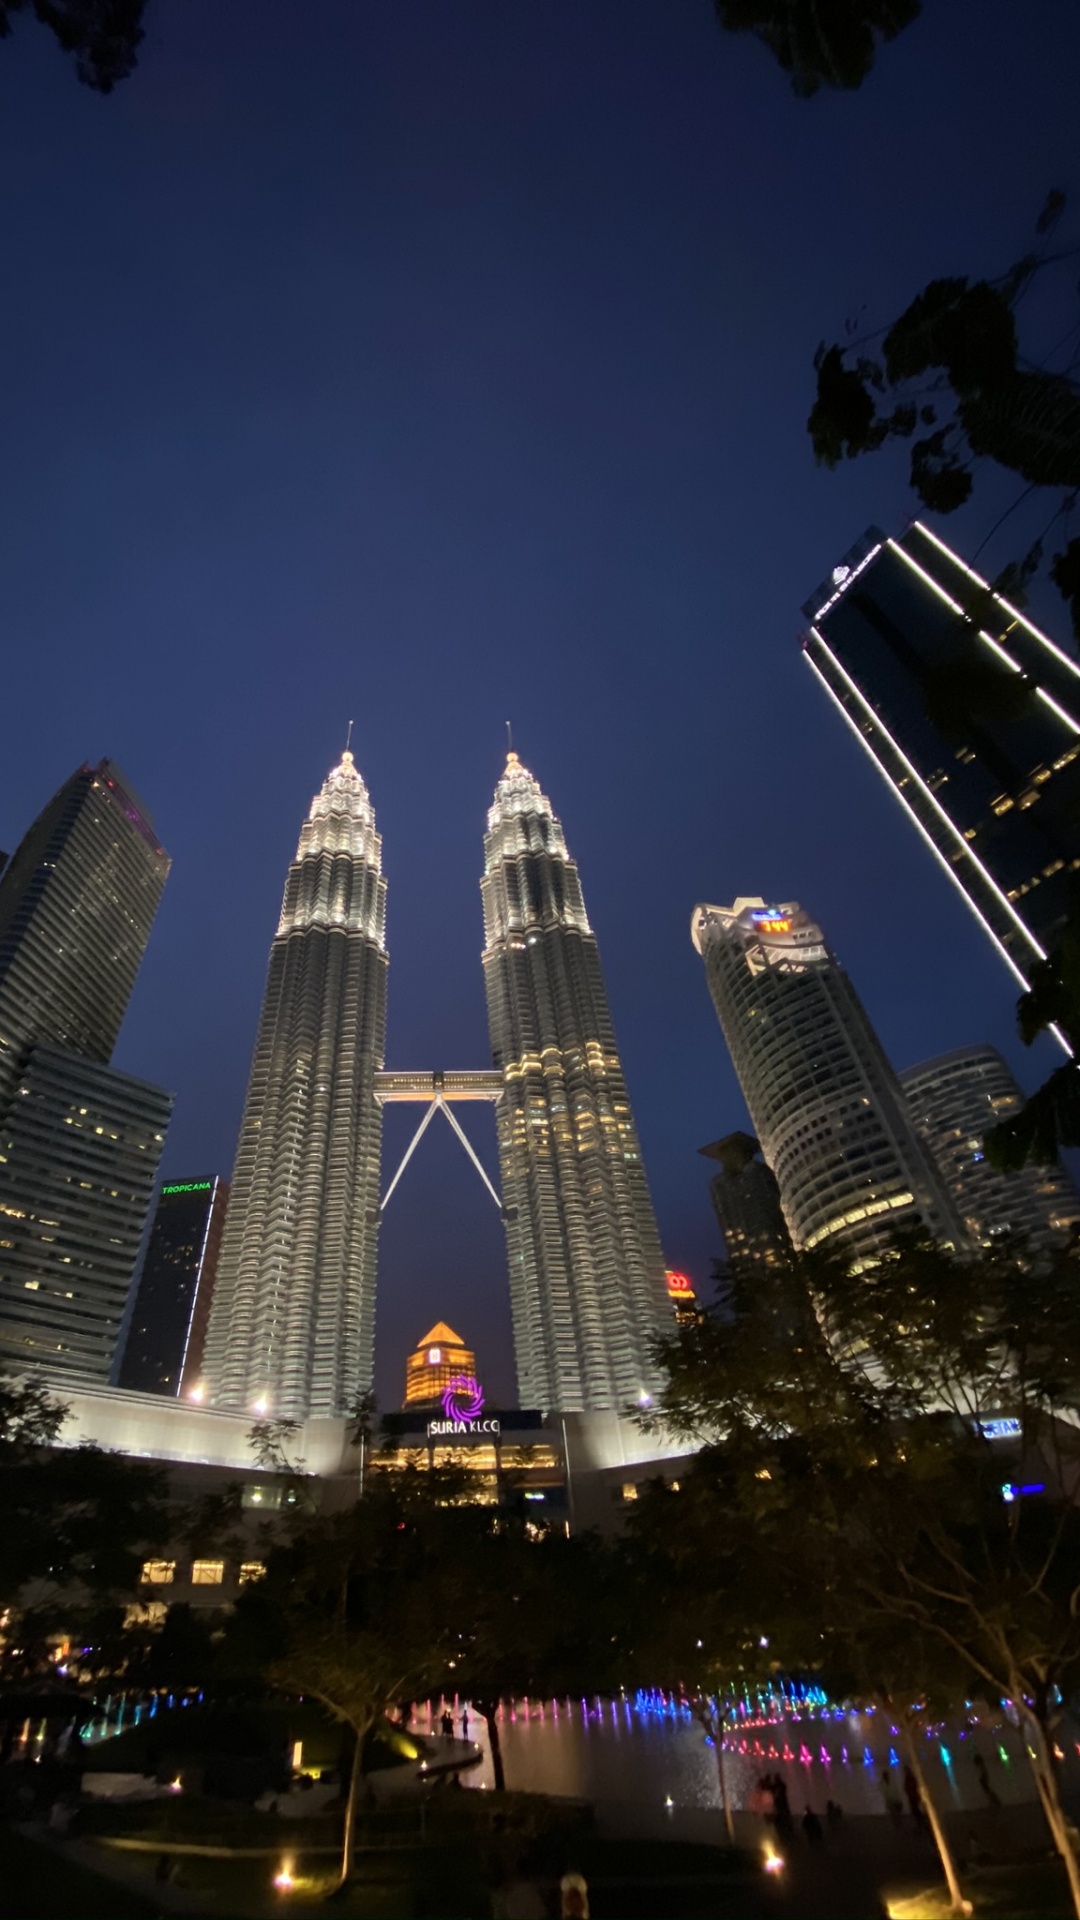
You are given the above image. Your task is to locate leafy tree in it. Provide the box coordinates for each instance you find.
[648,1241,1080,1915]
[227,1479,457,1889]
[0,0,145,91]
[436,1508,623,1793]
[808,192,1080,636]
[621,1464,789,1843]
[714,0,920,97]
[0,1371,170,1639]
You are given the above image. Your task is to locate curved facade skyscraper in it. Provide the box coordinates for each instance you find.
[202,750,387,1418]
[691,897,965,1265]
[482,752,669,1410]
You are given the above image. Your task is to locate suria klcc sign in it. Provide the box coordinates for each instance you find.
[427,1375,501,1438]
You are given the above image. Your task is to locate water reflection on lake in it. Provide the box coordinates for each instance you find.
[414,1695,1074,1818]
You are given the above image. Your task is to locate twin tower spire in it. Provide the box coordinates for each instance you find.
[201,747,669,1420]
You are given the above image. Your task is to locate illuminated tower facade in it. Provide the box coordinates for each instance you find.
[482,752,670,1411]
[803,521,1080,990]
[202,751,387,1419]
[403,1321,477,1409]
[692,898,966,1264]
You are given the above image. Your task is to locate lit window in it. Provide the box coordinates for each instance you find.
[191,1560,224,1585]
[141,1560,175,1585]
[239,1561,266,1585]
[621,1483,639,1502]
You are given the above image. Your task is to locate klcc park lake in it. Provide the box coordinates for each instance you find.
[401,1685,1080,1839]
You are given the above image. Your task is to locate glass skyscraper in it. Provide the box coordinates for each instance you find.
[0,760,169,1119]
[803,522,1080,989]
[692,897,966,1264]
[202,751,387,1419]
[482,751,670,1410]
[117,1175,229,1397]
[900,1045,1080,1250]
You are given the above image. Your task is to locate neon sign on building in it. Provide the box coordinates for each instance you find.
[750,908,792,935]
[426,1373,501,1438]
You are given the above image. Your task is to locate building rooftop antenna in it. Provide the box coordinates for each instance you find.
[345,718,354,755]
[505,719,513,753]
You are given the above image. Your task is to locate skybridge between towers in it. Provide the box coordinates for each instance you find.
[374,1070,504,1215]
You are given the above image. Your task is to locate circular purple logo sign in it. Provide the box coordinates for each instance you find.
[442,1374,484,1421]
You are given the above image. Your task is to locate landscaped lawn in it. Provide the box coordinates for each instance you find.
[885,1860,1074,1919]
[0,1825,160,1919]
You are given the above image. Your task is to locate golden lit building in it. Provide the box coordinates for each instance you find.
[372,1403,566,1517]
[403,1322,477,1409]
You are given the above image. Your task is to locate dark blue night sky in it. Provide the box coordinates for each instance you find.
[1,1,1076,1407]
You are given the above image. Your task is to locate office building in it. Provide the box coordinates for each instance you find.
[118,1176,229,1398]
[0,1048,171,1383]
[403,1321,478,1409]
[0,761,171,1384]
[691,898,966,1265]
[0,761,169,1122]
[900,1045,1080,1250]
[202,750,388,1420]
[699,1131,793,1277]
[482,751,670,1410]
[803,522,1080,990]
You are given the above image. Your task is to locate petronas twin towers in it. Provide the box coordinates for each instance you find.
[202,748,669,1420]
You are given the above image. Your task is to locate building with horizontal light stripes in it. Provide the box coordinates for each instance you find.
[900,1044,1080,1251]
[201,750,387,1420]
[803,522,1080,992]
[482,752,670,1410]
[0,760,172,1384]
[0,1048,171,1383]
[691,898,967,1266]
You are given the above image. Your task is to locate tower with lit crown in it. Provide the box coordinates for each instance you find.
[201,750,387,1418]
[482,752,669,1410]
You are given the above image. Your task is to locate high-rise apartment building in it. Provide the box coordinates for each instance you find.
[482,752,670,1410]
[699,1131,793,1278]
[900,1045,1080,1250]
[0,761,171,1384]
[691,898,966,1264]
[117,1176,229,1397]
[202,751,387,1420]
[0,761,169,1120]
[0,1048,171,1383]
[403,1321,477,1408]
[803,522,1080,990]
